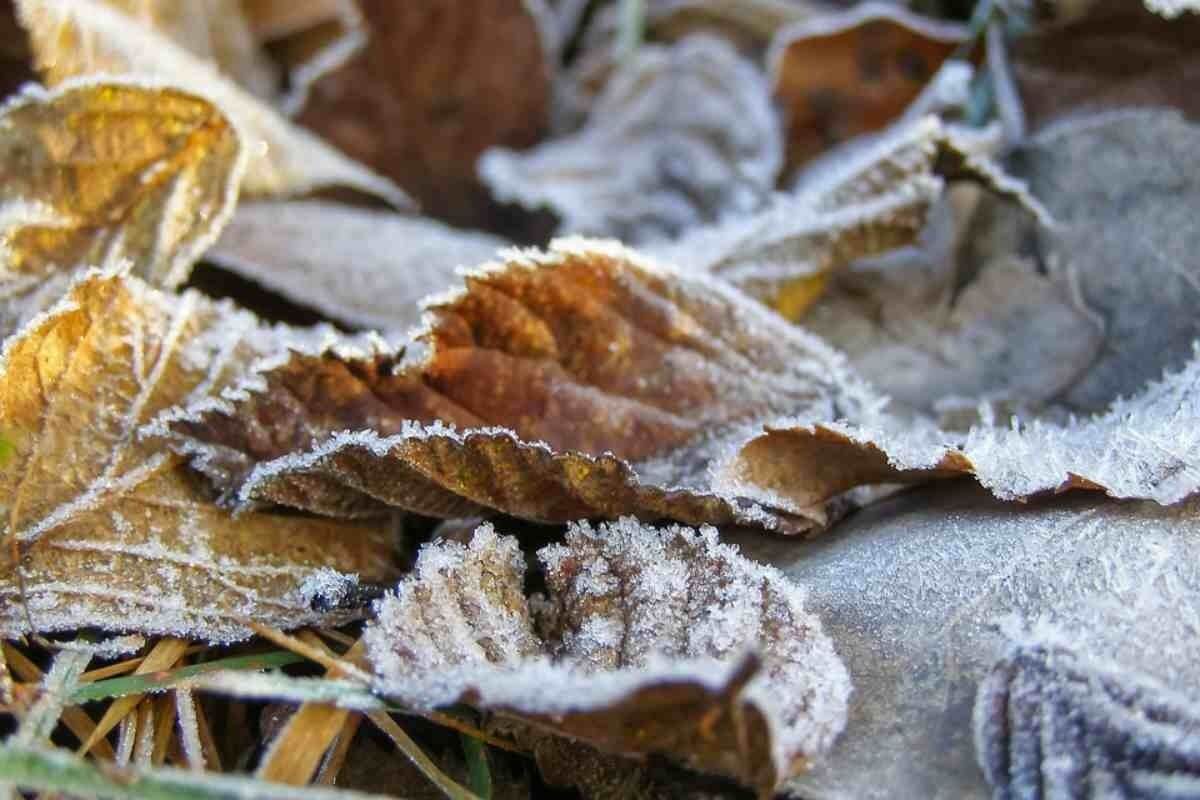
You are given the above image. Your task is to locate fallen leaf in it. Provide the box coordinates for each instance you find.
[480,35,783,244]
[727,346,1200,516]
[726,481,1200,800]
[652,116,1045,315]
[364,518,850,795]
[975,642,1200,800]
[768,3,968,172]
[0,79,244,334]
[206,201,507,332]
[16,0,407,205]
[162,238,881,533]
[0,270,398,642]
[1012,0,1200,130]
[798,231,1104,420]
[101,0,365,115]
[295,0,551,228]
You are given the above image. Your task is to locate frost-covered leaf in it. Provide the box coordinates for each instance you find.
[767,3,967,171]
[163,238,880,533]
[799,236,1104,421]
[0,270,398,642]
[726,482,1200,800]
[968,110,1200,412]
[652,116,1045,315]
[727,348,1200,513]
[206,201,507,332]
[480,36,782,244]
[1012,1,1200,130]
[101,0,364,115]
[975,642,1200,800]
[364,518,850,794]
[16,0,407,205]
[0,79,243,334]
[295,0,551,228]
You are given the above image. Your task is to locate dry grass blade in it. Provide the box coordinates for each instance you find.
[79,638,188,756]
[244,624,372,685]
[13,645,93,745]
[314,713,362,786]
[255,637,367,785]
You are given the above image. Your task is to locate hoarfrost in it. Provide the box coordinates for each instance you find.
[365,518,850,793]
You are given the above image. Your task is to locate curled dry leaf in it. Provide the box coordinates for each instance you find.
[102,0,364,115]
[653,116,1045,317]
[206,201,507,332]
[480,36,783,244]
[295,0,551,228]
[767,3,967,172]
[364,518,850,794]
[0,270,398,642]
[16,0,407,205]
[727,349,1200,514]
[798,212,1104,420]
[162,238,880,533]
[726,482,1200,800]
[0,79,244,335]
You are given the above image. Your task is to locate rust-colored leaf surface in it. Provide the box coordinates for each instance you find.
[17,0,407,205]
[164,239,880,533]
[0,79,243,334]
[364,518,850,794]
[768,4,967,172]
[0,271,398,642]
[295,0,552,228]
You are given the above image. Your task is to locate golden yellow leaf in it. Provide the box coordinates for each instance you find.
[16,0,408,205]
[0,270,398,642]
[0,79,243,333]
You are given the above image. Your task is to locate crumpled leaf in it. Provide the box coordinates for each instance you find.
[652,116,1046,315]
[767,3,968,172]
[480,35,783,244]
[16,0,407,205]
[727,348,1200,515]
[161,238,880,533]
[102,0,365,115]
[206,201,507,332]
[364,518,850,794]
[0,270,398,642]
[797,211,1104,421]
[0,79,244,335]
[295,0,551,228]
[1013,0,1200,130]
[975,642,1200,800]
[726,482,1200,800]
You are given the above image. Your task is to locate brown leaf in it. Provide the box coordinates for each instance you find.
[295,0,551,228]
[481,36,782,244]
[363,518,850,794]
[725,349,1200,514]
[163,239,880,533]
[206,201,507,332]
[0,79,243,335]
[0,270,398,642]
[1013,0,1200,130]
[16,0,408,205]
[768,4,967,172]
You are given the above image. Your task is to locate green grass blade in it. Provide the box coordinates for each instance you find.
[70,651,304,703]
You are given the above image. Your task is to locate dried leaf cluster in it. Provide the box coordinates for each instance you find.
[0,1,1198,799]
